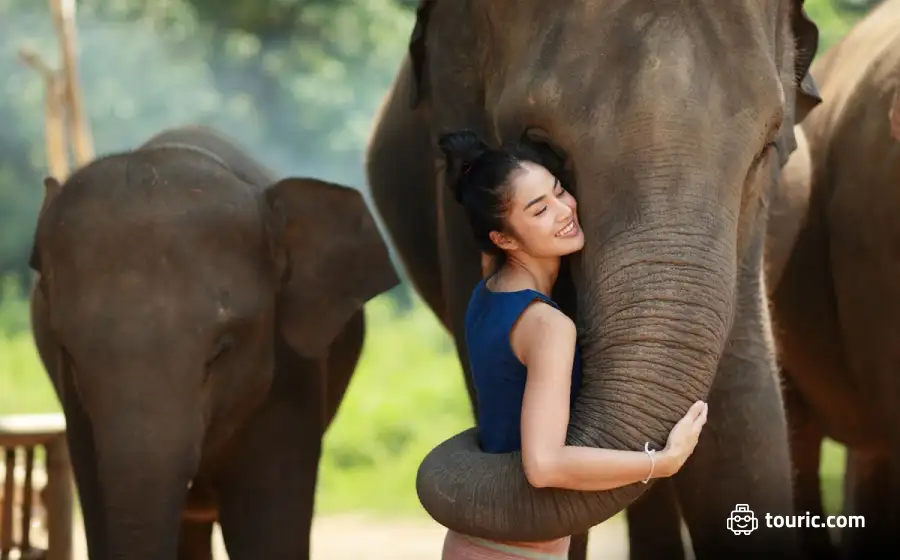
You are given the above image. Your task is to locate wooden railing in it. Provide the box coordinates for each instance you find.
[0,414,72,560]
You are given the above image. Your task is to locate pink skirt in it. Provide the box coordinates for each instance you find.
[442,529,570,560]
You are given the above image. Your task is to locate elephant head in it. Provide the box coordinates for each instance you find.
[28,143,399,558]
[408,0,822,540]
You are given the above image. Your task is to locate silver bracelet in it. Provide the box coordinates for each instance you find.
[642,442,656,484]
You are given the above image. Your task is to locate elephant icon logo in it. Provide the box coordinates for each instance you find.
[727,504,759,535]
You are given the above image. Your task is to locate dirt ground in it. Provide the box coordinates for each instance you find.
[67,513,633,559]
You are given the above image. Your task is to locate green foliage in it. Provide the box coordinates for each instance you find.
[0,276,31,336]
[806,0,867,51]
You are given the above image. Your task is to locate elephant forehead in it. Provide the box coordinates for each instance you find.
[46,248,274,355]
[489,2,784,139]
[45,153,266,253]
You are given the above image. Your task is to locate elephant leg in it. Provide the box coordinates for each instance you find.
[216,355,323,560]
[177,520,213,560]
[60,369,107,558]
[782,370,836,559]
[839,449,892,558]
[567,533,588,560]
[626,479,685,560]
[673,363,797,558]
[673,250,798,558]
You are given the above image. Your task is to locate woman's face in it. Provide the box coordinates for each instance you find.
[495,161,584,258]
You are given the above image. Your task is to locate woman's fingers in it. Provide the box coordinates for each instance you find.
[686,400,706,422]
[695,402,708,427]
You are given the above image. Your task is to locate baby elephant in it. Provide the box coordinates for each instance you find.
[28,126,400,560]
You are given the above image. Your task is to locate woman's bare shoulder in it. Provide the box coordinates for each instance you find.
[510,300,576,360]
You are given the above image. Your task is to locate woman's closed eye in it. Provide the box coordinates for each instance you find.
[534,187,566,216]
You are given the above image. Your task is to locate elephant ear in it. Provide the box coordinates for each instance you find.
[408,0,436,108]
[264,177,400,358]
[791,0,823,123]
[29,176,64,273]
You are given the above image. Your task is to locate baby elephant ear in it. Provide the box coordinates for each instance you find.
[890,90,900,142]
[29,176,64,273]
[264,177,400,358]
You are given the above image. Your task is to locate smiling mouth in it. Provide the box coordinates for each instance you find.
[555,220,577,237]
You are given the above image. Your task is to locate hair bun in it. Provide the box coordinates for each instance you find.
[438,130,488,203]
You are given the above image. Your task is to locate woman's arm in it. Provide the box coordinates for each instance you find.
[512,303,707,491]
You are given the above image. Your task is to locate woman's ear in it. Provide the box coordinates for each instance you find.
[264,177,401,357]
[489,231,517,252]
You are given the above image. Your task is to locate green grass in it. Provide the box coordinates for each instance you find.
[0,293,848,519]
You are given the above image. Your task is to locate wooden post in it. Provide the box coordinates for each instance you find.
[17,49,70,180]
[50,0,93,165]
[1,449,14,556]
[0,415,71,560]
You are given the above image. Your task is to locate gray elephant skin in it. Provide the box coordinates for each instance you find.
[625,118,816,559]
[28,124,400,560]
[365,1,824,559]
[767,0,900,557]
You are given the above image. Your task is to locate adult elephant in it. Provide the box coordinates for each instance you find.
[28,125,400,560]
[366,1,823,558]
[767,0,900,557]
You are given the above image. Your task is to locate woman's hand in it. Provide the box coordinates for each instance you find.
[657,400,708,477]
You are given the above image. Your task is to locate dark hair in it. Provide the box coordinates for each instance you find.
[438,130,565,274]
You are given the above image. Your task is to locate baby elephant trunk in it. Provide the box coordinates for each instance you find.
[89,376,204,560]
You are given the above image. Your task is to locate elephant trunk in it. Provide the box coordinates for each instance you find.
[93,408,202,559]
[417,136,741,540]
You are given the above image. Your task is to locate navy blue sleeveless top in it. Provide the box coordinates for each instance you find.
[464,278,583,453]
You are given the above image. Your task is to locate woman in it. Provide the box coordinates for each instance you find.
[439,130,709,559]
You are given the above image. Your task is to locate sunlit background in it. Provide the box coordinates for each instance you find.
[0,0,883,556]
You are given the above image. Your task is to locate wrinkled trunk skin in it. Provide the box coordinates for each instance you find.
[92,410,201,559]
[417,137,739,539]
